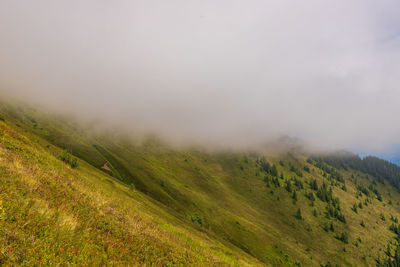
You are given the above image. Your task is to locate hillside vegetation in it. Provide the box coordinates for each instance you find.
[1,101,400,266]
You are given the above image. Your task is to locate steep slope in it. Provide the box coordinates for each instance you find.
[1,101,400,266]
[0,108,259,266]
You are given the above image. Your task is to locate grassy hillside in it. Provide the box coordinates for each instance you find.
[1,101,400,266]
[0,105,260,266]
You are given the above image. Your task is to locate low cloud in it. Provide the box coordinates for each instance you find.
[1,0,400,151]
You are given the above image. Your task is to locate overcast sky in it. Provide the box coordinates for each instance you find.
[1,1,400,151]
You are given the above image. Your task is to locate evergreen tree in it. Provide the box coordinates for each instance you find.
[294,178,304,190]
[270,164,278,177]
[341,184,347,192]
[295,208,302,220]
[272,177,280,187]
[285,180,292,193]
[292,190,298,201]
[317,183,332,202]
[352,203,358,213]
[303,166,310,173]
[337,232,349,244]
[307,192,315,202]
[310,179,318,191]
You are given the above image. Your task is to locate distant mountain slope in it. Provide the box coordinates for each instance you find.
[376,146,400,166]
[357,144,400,166]
[1,101,400,266]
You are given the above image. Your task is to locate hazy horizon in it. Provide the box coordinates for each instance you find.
[1,1,400,153]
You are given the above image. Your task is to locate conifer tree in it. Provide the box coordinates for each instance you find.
[285,180,292,193]
[292,190,297,201]
[295,208,302,220]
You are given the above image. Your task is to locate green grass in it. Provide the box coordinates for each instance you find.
[1,99,400,265]
[0,113,258,266]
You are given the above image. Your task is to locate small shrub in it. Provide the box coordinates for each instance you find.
[130,183,136,191]
[336,232,349,244]
[191,215,203,225]
[57,150,79,168]
[0,200,6,220]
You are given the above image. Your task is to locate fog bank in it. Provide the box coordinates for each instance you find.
[1,1,400,151]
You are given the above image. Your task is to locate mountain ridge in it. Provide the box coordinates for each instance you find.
[1,100,400,266]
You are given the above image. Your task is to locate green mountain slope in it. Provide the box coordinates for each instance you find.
[1,101,400,266]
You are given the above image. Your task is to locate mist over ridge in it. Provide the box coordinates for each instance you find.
[1,0,400,152]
